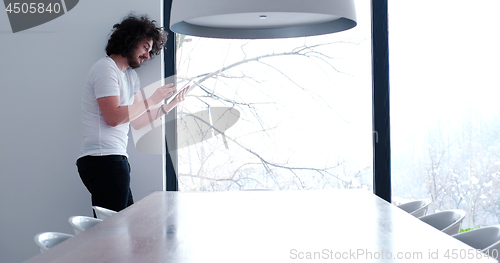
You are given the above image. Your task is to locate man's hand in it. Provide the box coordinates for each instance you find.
[169,85,189,105]
[149,83,176,106]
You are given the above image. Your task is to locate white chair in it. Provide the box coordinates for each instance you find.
[34,232,73,253]
[418,209,466,235]
[397,199,431,218]
[92,206,117,220]
[68,216,103,234]
[452,225,500,256]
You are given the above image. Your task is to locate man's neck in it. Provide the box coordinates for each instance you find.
[108,54,129,72]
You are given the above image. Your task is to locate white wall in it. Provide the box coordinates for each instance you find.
[0,1,165,262]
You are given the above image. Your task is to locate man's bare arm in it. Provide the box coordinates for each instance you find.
[130,87,189,130]
[97,83,176,127]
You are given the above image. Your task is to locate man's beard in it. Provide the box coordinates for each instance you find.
[127,54,141,69]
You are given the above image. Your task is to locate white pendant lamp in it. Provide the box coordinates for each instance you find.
[170,0,357,39]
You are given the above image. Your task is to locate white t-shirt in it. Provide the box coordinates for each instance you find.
[79,57,140,158]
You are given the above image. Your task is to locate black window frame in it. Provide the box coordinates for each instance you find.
[163,0,392,202]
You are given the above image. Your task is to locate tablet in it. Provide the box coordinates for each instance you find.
[167,80,195,103]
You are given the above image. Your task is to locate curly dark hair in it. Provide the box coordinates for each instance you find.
[106,14,168,60]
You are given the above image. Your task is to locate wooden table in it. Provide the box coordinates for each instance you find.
[24,190,497,262]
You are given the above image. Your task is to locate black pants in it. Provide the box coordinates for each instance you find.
[76,155,134,216]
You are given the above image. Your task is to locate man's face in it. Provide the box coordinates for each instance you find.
[128,38,153,69]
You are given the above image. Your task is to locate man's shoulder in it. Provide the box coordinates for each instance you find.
[125,67,139,82]
[87,57,120,77]
[92,57,116,70]
[125,67,138,76]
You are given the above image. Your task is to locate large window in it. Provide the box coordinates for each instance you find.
[175,0,372,191]
[390,0,500,228]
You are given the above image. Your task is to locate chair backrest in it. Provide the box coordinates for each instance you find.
[419,209,466,235]
[452,225,500,255]
[397,199,431,217]
[34,232,73,253]
[68,216,103,235]
[92,206,117,220]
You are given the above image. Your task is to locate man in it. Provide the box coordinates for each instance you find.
[76,14,187,216]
